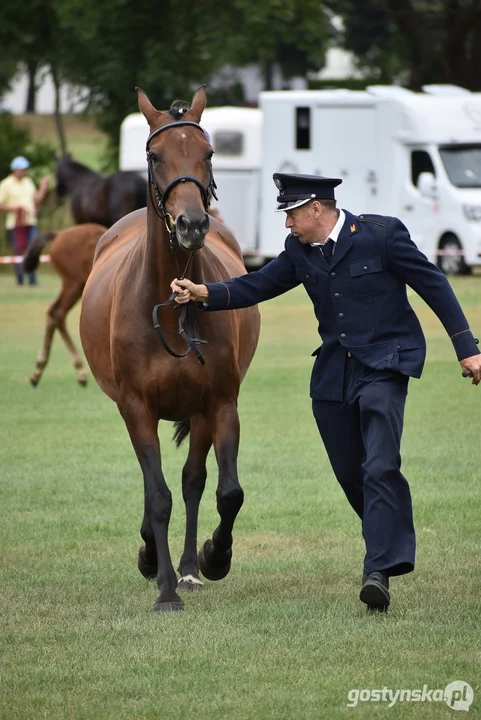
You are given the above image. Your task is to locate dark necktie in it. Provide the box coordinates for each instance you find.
[322,238,334,264]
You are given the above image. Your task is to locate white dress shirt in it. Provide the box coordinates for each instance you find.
[311,209,346,256]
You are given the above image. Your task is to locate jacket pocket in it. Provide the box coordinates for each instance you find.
[395,334,421,368]
[349,256,384,295]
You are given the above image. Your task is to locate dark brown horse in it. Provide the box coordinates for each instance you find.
[24,224,107,386]
[55,155,147,227]
[79,87,260,613]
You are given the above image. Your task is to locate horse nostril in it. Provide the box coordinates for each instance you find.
[176,214,189,235]
[201,213,210,235]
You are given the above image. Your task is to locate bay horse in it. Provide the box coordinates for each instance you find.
[55,155,147,227]
[23,224,107,386]
[79,87,260,613]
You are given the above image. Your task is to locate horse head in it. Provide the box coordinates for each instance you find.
[138,86,214,252]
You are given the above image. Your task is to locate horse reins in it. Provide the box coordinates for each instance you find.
[146,119,217,366]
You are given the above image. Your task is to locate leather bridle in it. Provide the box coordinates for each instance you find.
[145,120,217,245]
[146,119,216,366]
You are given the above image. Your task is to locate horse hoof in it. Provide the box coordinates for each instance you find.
[177,574,204,591]
[30,376,39,387]
[78,377,88,387]
[138,546,157,580]
[154,599,184,613]
[198,540,232,581]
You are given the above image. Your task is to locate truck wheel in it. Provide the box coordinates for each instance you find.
[437,234,471,276]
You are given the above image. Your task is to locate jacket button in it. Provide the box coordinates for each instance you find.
[347,351,352,357]
[340,333,346,339]
[338,313,344,318]
[334,292,340,298]
[306,274,310,279]
[397,345,401,349]
[331,271,336,277]
[363,266,368,271]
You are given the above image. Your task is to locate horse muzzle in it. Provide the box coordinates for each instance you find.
[175,212,210,251]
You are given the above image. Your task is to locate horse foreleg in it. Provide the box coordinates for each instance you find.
[122,401,183,612]
[198,402,243,582]
[53,282,87,386]
[177,417,212,591]
[30,309,57,386]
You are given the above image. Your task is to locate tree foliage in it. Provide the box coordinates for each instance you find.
[224,0,329,88]
[4,0,481,166]
[328,0,481,90]
[0,0,330,161]
[0,113,55,181]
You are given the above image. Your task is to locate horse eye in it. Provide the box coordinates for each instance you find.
[148,151,159,163]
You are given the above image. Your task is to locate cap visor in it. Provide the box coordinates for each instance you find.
[275,197,312,212]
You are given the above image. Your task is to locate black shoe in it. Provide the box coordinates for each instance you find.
[360,571,390,611]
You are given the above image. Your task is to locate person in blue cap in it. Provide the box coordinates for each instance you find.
[0,156,50,285]
[170,172,481,612]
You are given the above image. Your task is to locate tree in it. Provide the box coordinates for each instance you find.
[0,0,330,160]
[0,0,59,113]
[225,0,330,89]
[329,0,481,91]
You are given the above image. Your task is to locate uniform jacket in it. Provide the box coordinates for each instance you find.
[204,210,479,401]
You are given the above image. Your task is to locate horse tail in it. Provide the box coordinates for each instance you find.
[172,420,190,447]
[23,231,56,273]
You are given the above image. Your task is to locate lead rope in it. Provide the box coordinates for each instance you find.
[152,252,207,366]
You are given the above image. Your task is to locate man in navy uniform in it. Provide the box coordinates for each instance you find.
[171,173,481,611]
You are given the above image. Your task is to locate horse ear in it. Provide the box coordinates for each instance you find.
[136,87,161,125]
[187,85,207,123]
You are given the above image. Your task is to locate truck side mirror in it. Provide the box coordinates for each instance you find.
[417,172,437,198]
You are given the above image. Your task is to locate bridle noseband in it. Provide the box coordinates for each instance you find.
[147,119,217,366]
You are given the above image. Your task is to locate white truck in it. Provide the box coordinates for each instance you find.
[120,85,481,274]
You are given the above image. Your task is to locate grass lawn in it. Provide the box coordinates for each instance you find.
[0,271,480,719]
[17,114,109,170]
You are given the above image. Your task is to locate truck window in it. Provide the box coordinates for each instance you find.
[439,144,481,188]
[411,150,435,186]
[213,131,244,156]
[296,107,311,150]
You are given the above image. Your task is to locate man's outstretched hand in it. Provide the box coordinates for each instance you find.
[171,278,209,304]
[460,354,481,385]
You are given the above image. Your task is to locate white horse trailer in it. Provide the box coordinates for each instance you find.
[120,86,481,274]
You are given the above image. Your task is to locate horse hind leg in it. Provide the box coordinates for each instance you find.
[198,401,243,582]
[177,417,212,592]
[30,301,59,386]
[53,282,88,385]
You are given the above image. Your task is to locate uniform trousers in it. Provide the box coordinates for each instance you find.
[312,354,415,577]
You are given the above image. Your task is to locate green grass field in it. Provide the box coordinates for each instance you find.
[17,114,109,170]
[1,271,480,719]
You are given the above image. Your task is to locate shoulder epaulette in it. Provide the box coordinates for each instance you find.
[357,214,388,228]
